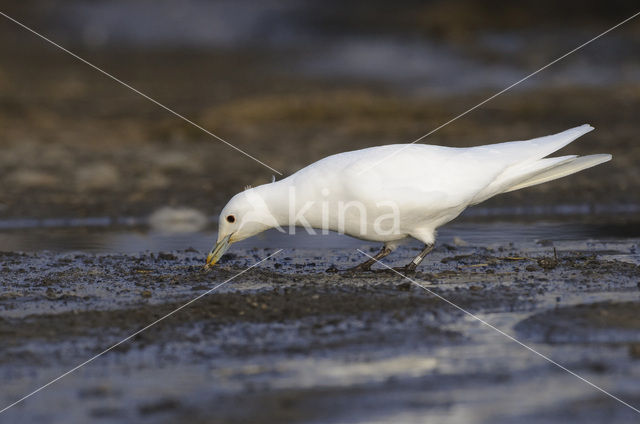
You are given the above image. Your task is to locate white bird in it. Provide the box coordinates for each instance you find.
[206,125,611,271]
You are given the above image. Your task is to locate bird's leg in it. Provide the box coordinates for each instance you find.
[393,243,434,273]
[345,245,393,272]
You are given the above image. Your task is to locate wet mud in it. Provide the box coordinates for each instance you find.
[1,241,639,423]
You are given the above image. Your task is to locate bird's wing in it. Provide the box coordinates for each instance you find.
[339,144,508,211]
[335,124,600,210]
[470,124,594,164]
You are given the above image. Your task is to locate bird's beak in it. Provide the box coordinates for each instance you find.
[204,233,233,269]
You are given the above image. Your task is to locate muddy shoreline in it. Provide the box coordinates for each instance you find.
[1,240,639,423]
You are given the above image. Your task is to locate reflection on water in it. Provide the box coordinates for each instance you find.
[1,203,639,253]
[1,221,638,254]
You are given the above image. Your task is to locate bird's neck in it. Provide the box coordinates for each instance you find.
[251,175,327,231]
[250,180,296,229]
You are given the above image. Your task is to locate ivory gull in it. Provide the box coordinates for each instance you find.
[206,125,611,271]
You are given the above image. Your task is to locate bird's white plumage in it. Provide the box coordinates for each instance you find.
[257,124,608,243]
[209,125,611,267]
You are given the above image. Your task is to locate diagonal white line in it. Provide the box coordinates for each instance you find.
[0,249,282,414]
[357,249,640,414]
[0,11,283,176]
[357,11,640,175]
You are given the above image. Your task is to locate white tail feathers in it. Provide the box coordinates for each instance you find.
[492,124,595,164]
[504,153,612,192]
[470,125,611,204]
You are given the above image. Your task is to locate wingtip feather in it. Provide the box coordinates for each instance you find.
[575,123,594,134]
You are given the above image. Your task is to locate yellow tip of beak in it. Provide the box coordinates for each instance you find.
[204,233,233,270]
[204,253,216,270]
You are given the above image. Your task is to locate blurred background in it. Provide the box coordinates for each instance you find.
[1,0,639,252]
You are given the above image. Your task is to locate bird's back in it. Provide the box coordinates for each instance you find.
[291,124,607,211]
[278,125,609,243]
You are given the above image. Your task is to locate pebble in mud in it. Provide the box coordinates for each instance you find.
[537,257,559,270]
[325,265,339,273]
[537,248,559,270]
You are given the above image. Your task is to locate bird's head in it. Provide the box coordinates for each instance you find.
[204,186,281,269]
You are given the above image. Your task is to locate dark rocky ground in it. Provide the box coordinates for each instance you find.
[0,241,639,423]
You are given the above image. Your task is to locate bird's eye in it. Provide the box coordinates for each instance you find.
[226,215,235,223]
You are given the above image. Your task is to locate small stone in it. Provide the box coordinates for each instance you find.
[141,290,152,298]
[325,265,339,273]
[537,248,559,270]
[149,207,207,233]
[453,236,468,247]
[537,257,558,270]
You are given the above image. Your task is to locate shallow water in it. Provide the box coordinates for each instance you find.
[0,219,638,256]
[2,202,639,254]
